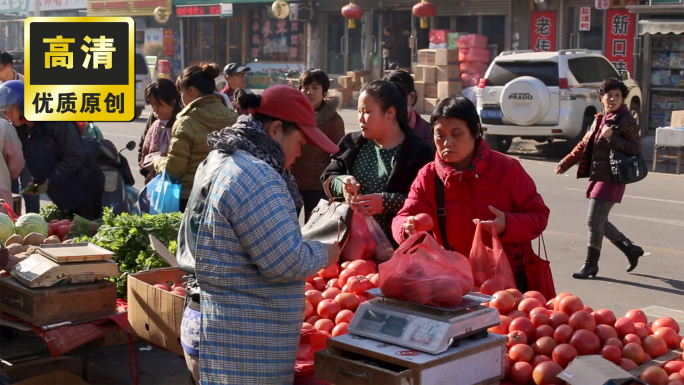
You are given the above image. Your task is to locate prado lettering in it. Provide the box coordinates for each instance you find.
[509,93,533,100]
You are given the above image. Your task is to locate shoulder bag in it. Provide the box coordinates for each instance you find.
[301,178,353,246]
[609,150,648,184]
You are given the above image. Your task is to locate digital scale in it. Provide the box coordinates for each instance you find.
[11,243,120,288]
[347,288,500,355]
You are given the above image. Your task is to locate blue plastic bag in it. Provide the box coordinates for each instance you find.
[149,171,181,214]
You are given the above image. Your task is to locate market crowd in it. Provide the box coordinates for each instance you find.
[0,49,647,385]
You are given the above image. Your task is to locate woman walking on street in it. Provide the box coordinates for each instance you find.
[555,78,645,279]
[322,80,434,246]
[292,69,346,220]
[153,63,237,211]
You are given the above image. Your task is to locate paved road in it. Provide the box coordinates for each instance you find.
[8,107,680,384]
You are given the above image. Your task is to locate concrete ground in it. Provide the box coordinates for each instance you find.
[4,105,682,384]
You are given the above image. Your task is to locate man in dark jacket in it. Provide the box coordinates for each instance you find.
[0,80,105,220]
[220,63,250,115]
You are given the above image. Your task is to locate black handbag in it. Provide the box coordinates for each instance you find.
[300,178,353,246]
[609,150,648,184]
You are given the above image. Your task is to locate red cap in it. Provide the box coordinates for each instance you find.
[252,85,339,154]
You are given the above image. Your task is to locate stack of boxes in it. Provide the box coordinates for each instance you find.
[456,34,491,88]
[413,49,463,114]
[337,71,370,108]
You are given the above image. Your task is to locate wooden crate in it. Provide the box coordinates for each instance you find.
[0,277,116,326]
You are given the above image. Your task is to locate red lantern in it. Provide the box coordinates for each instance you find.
[341,1,363,29]
[413,0,436,29]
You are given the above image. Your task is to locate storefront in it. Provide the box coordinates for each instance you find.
[40,0,87,16]
[627,4,684,133]
[176,1,309,89]
[315,0,510,78]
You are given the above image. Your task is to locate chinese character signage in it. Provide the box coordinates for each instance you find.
[530,12,557,52]
[605,10,634,75]
[174,5,221,17]
[0,0,33,14]
[88,0,171,16]
[595,0,609,10]
[24,17,135,121]
[579,7,591,32]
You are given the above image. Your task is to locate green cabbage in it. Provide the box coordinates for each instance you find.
[0,213,14,243]
[14,213,49,238]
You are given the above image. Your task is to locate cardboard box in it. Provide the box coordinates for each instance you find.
[413,81,425,99]
[425,83,439,99]
[438,81,463,99]
[418,49,459,66]
[13,370,88,385]
[127,267,187,356]
[558,356,647,385]
[412,98,425,114]
[423,98,440,114]
[338,76,353,89]
[435,65,461,81]
[415,65,437,83]
[655,127,684,147]
[672,110,684,127]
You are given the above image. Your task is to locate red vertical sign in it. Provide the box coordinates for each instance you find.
[605,10,635,75]
[530,12,557,52]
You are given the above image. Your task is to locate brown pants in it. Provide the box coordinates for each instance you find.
[184,351,199,384]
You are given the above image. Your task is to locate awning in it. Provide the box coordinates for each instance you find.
[638,20,684,35]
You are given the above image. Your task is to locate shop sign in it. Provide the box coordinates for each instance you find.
[579,7,591,31]
[40,0,86,11]
[175,4,221,17]
[595,0,609,10]
[153,5,169,23]
[88,0,171,16]
[162,29,174,58]
[271,0,289,19]
[220,3,232,18]
[0,0,34,14]
[530,11,557,52]
[605,9,634,74]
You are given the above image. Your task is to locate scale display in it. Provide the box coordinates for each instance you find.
[359,310,410,338]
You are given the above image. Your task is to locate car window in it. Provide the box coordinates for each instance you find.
[567,57,594,84]
[486,61,559,87]
[135,54,149,76]
[594,57,619,81]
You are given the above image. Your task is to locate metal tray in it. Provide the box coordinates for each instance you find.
[366,288,493,313]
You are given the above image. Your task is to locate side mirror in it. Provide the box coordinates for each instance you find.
[620,70,630,81]
[126,141,136,151]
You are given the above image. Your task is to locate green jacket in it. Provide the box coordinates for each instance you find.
[155,94,237,200]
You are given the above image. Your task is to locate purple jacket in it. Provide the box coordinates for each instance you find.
[411,109,434,151]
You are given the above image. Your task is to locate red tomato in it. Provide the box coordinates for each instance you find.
[306,315,320,325]
[532,361,563,385]
[604,338,624,350]
[489,315,512,335]
[332,322,349,337]
[340,261,350,269]
[405,280,433,305]
[507,330,528,349]
[663,361,684,376]
[622,343,645,365]
[594,309,617,326]
[510,362,533,384]
[552,344,578,368]
[171,287,186,297]
[622,333,641,346]
[654,327,679,349]
[507,310,527,320]
[643,335,668,358]
[413,213,434,232]
[569,329,600,355]
[334,292,359,311]
[305,282,314,292]
[347,276,373,296]
[558,296,584,316]
[549,311,570,329]
[510,317,535,341]
[625,309,648,324]
[523,291,547,305]
[530,355,552,368]
[355,294,369,304]
[318,263,340,279]
[369,273,380,287]
[490,291,516,314]
[57,225,70,239]
[615,317,636,338]
[518,298,543,315]
[530,307,550,317]
[553,324,574,345]
[620,358,637,371]
[304,301,314,319]
[595,324,619,343]
[338,268,359,287]
[634,322,650,340]
[431,276,463,307]
[480,279,505,295]
[554,293,572,311]
[326,279,340,290]
[347,260,375,276]
[306,276,315,284]
[335,309,354,325]
[301,322,314,331]
[642,352,652,363]
[153,283,170,291]
[312,277,327,291]
[568,310,596,332]
[509,344,535,363]
[531,313,550,328]
[317,299,341,320]
[314,319,335,334]
[652,317,680,334]
[535,325,555,340]
[305,290,324,308]
[48,226,54,236]
[533,336,557,357]
[506,289,524,308]
[640,366,668,385]
[601,344,622,364]
[322,288,341,300]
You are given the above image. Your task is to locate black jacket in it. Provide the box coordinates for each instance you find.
[15,121,104,212]
[321,129,435,201]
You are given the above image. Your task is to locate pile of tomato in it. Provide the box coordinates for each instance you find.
[303,260,379,338]
[478,279,684,385]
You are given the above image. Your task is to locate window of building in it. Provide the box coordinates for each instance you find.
[482,16,506,57]
[248,5,306,63]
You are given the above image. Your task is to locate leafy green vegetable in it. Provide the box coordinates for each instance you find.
[84,208,182,298]
[0,213,14,244]
[15,213,49,237]
[39,204,71,222]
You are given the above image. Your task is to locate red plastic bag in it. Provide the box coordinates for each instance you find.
[456,34,489,49]
[341,211,394,262]
[1,201,18,222]
[460,61,489,75]
[295,328,330,378]
[378,232,473,307]
[429,29,452,44]
[461,73,482,87]
[458,48,491,63]
[524,236,556,301]
[468,223,517,290]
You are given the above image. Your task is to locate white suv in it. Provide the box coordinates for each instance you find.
[476,49,642,153]
[135,52,151,120]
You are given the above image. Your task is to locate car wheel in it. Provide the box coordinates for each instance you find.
[566,115,593,150]
[630,102,640,126]
[483,133,513,154]
[134,107,144,120]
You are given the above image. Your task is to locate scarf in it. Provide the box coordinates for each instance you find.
[207,115,304,210]
[435,137,490,188]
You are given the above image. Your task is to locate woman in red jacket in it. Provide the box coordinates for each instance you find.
[392,96,550,291]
